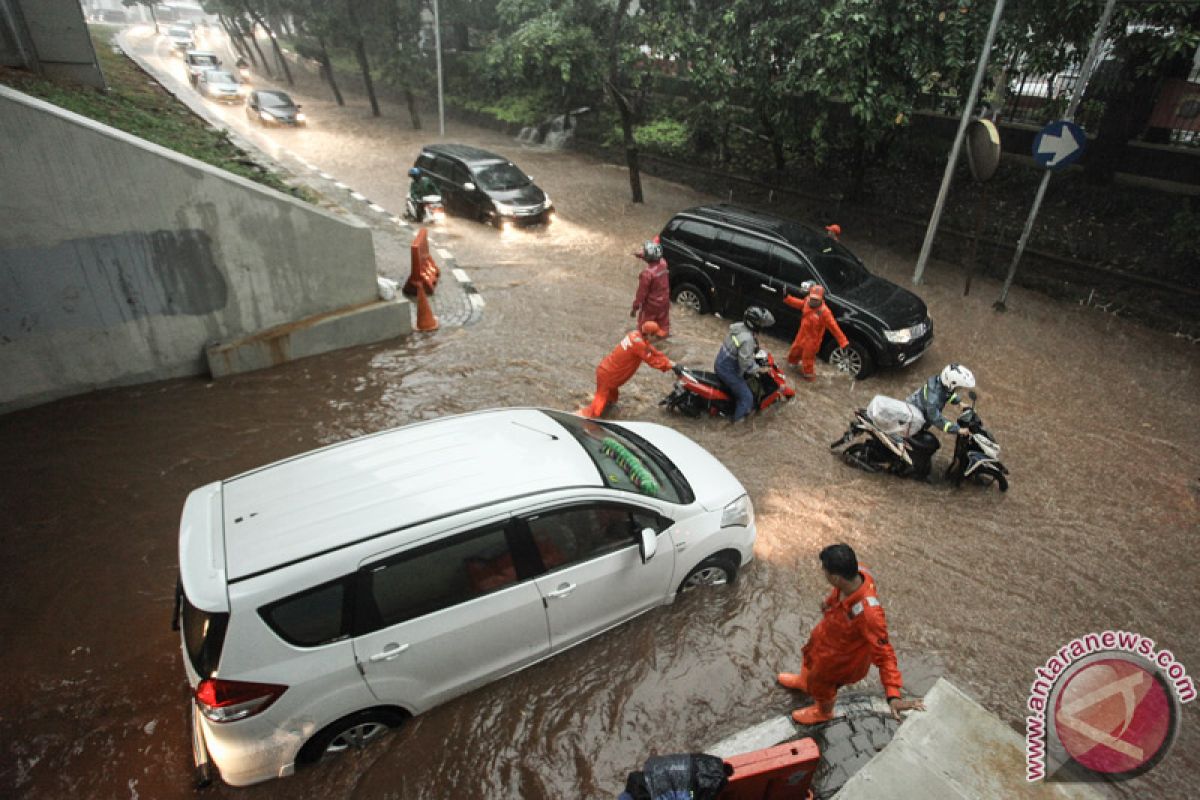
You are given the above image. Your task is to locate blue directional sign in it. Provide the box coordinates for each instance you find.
[1033,120,1086,170]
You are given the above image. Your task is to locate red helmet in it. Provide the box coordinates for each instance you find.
[640,321,662,337]
[825,224,842,239]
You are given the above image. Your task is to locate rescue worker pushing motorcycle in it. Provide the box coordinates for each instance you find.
[778,544,925,724]
[783,284,849,381]
[714,307,774,424]
[580,321,678,419]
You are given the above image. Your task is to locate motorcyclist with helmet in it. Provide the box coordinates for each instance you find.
[407,167,439,222]
[908,364,976,437]
[714,306,775,424]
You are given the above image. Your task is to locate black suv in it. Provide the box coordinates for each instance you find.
[413,144,553,227]
[659,205,932,378]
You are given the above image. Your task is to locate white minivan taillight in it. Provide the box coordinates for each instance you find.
[195,679,287,723]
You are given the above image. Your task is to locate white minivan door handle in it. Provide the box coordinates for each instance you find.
[369,643,410,663]
[546,582,576,599]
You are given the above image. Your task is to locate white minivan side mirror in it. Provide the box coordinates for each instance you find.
[638,528,657,564]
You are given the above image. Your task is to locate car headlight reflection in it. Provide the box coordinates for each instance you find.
[720,494,754,528]
[295,112,306,122]
[259,110,273,122]
[493,201,515,216]
[884,321,928,344]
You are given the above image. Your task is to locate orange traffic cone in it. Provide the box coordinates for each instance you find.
[414,283,439,332]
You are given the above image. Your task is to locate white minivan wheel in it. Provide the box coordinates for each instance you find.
[297,709,405,764]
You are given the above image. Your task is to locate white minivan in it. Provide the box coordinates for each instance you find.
[175,408,755,787]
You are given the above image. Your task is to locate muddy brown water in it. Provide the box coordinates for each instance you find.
[2,26,1197,799]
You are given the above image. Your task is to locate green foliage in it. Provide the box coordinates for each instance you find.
[1166,199,1200,261]
[633,117,690,157]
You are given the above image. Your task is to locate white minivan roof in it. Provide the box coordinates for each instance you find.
[221,408,600,581]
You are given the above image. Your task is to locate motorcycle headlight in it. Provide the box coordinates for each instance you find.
[720,494,754,529]
[493,201,515,216]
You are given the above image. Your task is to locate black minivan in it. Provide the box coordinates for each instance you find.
[413,144,554,227]
[659,205,933,378]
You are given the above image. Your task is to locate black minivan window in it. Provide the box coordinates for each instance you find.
[260,577,351,648]
[770,245,816,286]
[715,231,772,274]
[361,525,519,629]
[813,245,871,293]
[181,593,229,678]
[674,220,716,251]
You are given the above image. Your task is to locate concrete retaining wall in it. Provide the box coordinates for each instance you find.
[0,84,387,414]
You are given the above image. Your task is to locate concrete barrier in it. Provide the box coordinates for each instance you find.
[0,85,409,414]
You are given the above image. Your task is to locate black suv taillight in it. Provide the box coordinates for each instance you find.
[195,679,287,723]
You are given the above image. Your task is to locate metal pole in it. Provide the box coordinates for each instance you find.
[995,0,1117,309]
[912,0,1007,285]
[433,0,445,137]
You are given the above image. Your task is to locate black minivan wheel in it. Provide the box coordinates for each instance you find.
[297,708,405,765]
[672,282,711,314]
[829,340,875,379]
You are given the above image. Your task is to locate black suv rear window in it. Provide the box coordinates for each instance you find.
[180,593,229,678]
[260,577,352,648]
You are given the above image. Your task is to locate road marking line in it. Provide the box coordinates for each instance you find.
[439,249,454,260]
[334,182,348,190]
[319,172,333,180]
[350,191,366,201]
[453,268,470,283]
[369,203,386,213]
[469,294,486,309]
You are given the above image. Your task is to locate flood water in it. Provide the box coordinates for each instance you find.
[2,26,1198,799]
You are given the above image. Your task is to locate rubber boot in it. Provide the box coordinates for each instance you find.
[791,700,836,725]
[777,672,807,691]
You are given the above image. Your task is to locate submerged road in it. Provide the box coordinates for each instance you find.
[1,24,1198,799]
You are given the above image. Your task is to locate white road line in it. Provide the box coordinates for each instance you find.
[369,203,386,213]
[469,294,486,309]
[390,216,403,225]
[350,192,367,201]
[319,172,333,180]
[439,249,455,261]
[334,182,348,190]
[453,268,470,283]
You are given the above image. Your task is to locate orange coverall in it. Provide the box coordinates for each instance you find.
[581,330,673,418]
[783,285,849,378]
[796,568,904,705]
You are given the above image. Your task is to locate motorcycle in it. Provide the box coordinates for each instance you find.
[660,349,795,419]
[405,194,445,224]
[829,394,941,480]
[944,392,1009,491]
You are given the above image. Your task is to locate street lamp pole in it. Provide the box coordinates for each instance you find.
[433,0,445,137]
[911,0,1007,286]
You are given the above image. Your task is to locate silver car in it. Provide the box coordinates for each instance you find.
[197,70,243,104]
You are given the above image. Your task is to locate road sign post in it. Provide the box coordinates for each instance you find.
[995,0,1117,311]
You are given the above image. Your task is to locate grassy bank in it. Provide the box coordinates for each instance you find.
[0,26,309,200]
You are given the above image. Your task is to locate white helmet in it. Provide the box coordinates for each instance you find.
[940,363,976,392]
[800,280,815,294]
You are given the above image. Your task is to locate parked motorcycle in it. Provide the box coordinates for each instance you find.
[944,392,1009,491]
[405,194,445,224]
[660,349,795,418]
[829,395,941,480]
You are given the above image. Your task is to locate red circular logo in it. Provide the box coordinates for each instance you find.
[1053,657,1173,775]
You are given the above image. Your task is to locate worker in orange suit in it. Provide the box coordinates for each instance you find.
[778,543,926,724]
[782,284,849,381]
[580,321,678,419]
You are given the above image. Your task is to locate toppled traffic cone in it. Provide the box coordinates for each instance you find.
[415,283,439,331]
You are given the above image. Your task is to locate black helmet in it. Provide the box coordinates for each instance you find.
[408,167,421,179]
[743,306,775,331]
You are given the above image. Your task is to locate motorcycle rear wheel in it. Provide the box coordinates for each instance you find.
[842,443,883,473]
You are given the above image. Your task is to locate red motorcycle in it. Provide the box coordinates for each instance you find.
[661,349,795,418]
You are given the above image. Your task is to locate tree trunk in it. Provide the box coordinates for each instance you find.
[404,88,422,129]
[317,36,344,106]
[219,15,247,61]
[344,0,379,116]
[1084,50,1158,184]
[147,5,158,34]
[242,16,273,77]
[245,7,292,86]
[607,0,642,203]
[760,107,785,172]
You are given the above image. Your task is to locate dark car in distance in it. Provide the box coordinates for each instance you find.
[245,90,305,127]
[659,205,933,379]
[413,144,553,227]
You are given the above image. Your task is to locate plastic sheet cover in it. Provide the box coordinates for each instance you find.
[866,395,924,438]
